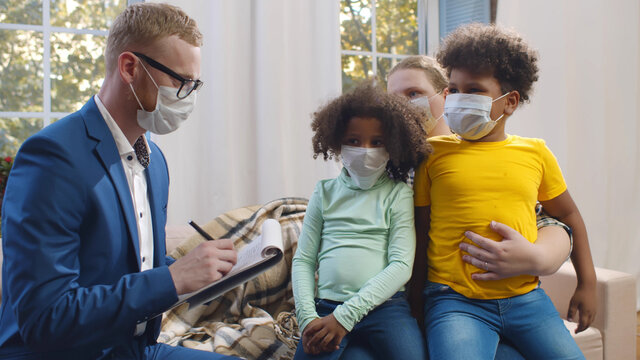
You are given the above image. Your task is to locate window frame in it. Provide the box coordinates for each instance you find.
[340,0,494,89]
[340,0,440,89]
[0,0,141,127]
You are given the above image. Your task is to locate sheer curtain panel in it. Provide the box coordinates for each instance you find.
[150,0,342,226]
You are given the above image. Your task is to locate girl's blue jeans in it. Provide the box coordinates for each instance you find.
[423,281,585,360]
[293,292,426,360]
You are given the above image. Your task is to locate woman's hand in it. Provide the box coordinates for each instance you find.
[459,221,570,280]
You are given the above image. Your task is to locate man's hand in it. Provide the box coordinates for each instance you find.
[568,283,597,333]
[168,239,237,295]
[302,314,348,354]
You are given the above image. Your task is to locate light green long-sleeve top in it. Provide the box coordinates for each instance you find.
[292,168,416,332]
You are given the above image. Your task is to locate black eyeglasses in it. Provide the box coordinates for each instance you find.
[132,52,203,99]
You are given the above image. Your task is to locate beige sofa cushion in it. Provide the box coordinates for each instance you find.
[541,262,637,359]
[563,320,603,360]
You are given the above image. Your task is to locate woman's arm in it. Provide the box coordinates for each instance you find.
[459,216,571,280]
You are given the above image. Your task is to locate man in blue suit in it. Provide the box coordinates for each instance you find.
[0,3,238,359]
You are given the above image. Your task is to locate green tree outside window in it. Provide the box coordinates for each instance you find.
[340,0,421,93]
[0,0,126,157]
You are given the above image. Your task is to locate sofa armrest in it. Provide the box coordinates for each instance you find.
[165,225,196,255]
[540,262,636,360]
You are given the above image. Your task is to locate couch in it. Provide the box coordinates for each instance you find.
[0,212,636,360]
[164,214,638,360]
[540,262,636,360]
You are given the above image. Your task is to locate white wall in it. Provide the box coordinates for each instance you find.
[497,0,640,308]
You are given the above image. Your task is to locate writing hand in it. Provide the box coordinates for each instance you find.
[168,239,237,295]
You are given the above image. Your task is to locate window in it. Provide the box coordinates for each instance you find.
[0,0,132,155]
[340,0,494,93]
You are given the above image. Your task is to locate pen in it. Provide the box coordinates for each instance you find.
[188,220,214,240]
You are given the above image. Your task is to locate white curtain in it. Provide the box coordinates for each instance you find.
[149,0,342,226]
[496,0,640,308]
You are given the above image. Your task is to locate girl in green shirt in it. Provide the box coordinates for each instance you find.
[292,82,430,359]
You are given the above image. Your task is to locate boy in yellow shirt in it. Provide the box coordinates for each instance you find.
[413,23,596,359]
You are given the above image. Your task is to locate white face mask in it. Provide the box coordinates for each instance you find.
[129,62,197,135]
[411,93,444,135]
[444,93,508,140]
[340,145,389,190]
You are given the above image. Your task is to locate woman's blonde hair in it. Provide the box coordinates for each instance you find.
[105,3,203,72]
[389,55,448,93]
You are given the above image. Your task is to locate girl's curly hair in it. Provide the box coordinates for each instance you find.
[311,81,430,182]
[437,23,539,103]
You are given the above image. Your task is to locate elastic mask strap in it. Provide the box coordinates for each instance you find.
[490,92,510,122]
[138,60,159,89]
[491,113,505,123]
[428,90,443,101]
[492,92,510,102]
[129,83,145,111]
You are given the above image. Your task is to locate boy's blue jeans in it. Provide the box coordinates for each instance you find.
[423,281,585,360]
[293,292,426,360]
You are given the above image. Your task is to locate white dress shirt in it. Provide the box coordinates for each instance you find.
[94,95,154,272]
[94,95,156,336]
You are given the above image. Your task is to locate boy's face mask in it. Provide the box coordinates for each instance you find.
[340,145,389,190]
[444,92,508,140]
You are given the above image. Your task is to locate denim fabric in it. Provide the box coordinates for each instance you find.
[294,292,426,360]
[143,343,239,360]
[423,282,584,360]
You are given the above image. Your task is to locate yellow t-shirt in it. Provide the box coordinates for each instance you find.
[414,134,567,299]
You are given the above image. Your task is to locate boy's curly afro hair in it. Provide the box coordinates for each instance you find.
[311,80,430,182]
[437,23,539,103]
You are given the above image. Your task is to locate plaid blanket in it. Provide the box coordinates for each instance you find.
[159,197,308,360]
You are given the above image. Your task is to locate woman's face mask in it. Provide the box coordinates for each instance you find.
[443,92,508,140]
[411,92,443,134]
[340,145,389,190]
[129,61,197,135]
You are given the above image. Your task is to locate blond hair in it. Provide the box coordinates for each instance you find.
[389,55,448,93]
[105,3,203,72]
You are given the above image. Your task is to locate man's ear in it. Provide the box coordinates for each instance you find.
[118,52,138,85]
[503,90,520,115]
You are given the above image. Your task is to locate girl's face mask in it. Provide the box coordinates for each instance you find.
[340,145,389,190]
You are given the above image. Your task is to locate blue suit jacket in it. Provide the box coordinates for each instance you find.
[0,98,179,358]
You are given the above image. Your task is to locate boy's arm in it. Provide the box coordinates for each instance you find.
[410,205,430,327]
[540,190,597,333]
